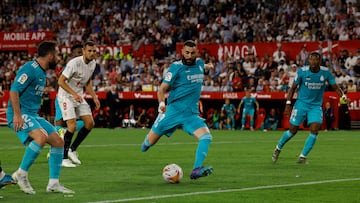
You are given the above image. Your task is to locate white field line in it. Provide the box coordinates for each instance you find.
[0,137,346,151]
[86,177,360,203]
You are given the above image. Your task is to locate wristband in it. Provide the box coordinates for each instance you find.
[159,101,165,107]
[286,100,291,105]
[158,101,165,113]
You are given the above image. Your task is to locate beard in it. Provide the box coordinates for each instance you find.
[49,60,57,70]
[182,57,196,66]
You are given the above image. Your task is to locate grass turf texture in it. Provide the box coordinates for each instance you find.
[0,127,359,203]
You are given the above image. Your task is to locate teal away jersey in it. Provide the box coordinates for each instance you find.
[221,104,236,116]
[241,97,257,110]
[163,58,205,113]
[8,61,46,114]
[294,66,336,106]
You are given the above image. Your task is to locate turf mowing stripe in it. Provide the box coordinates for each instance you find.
[87,177,360,203]
[0,137,347,151]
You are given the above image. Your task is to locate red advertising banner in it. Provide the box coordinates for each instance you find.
[177,41,360,61]
[1,91,360,125]
[0,31,54,54]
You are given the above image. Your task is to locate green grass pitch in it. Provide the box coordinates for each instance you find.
[0,127,359,203]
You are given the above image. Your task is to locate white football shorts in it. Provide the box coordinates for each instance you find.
[57,95,92,121]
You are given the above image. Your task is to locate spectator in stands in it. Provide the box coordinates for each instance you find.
[287,63,298,87]
[347,79,357,92]
[122,104,137,128]
[323,102,335,131]
[244,77,257,92]
[262,79,271,92]
[136,108,150,129]
[264,56,278,80]
[256,78,265,92]
[339,69,352,85]
[260,108,279,132]
[345,51,358,70]
[354,57,360,86]
[231,70,243,92]
[272,43,286,64]
[94,109,109,128]
[338,49,348,70]
[297,45,309,66]
[106,84,121,129]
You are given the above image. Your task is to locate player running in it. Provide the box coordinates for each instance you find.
[272,52,347,164]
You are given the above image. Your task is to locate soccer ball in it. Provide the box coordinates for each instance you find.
[162,164,183,183]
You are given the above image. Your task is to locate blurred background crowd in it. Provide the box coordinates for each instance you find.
[0,0,359,128]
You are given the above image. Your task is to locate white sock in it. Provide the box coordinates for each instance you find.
[48,179,59,186]
[17,168,28,176]
[0,171,5,180]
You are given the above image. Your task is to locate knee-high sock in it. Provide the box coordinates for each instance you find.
[277,130,295,150]
[241,115,246,127]
[48,147,63,179]
[63,131,74,159]
[71,127,91,151]
[250,119,254,128]
[300,133,317,157]
[20,141,43,171]
[193,133,212,169]
[141,134,155,152]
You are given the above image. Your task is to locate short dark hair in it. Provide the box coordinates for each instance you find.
[37,41,57,57]
[310,51,321,59]
[184,40,196,47]
[83,40,95,48]
[71,44,83,52]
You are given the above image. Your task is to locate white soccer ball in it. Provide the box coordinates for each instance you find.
[162,164,183,183]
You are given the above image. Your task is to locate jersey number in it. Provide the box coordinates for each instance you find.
[21,114,34,130]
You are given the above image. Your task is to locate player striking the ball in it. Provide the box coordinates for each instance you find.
[141,40,214,179]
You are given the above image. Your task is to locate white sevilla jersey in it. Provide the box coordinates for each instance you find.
[58,55,96,97]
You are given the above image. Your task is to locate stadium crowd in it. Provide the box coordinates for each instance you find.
[0,0,359,128]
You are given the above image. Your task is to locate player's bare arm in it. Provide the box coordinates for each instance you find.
[331,84,348,102]
[284,83,298,115]
[237,101,243,113]
[157,82,170,113]
[58,74,82,102]
[9,91,23,132]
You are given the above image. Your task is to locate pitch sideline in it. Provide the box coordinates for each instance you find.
[87,177,360,203]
